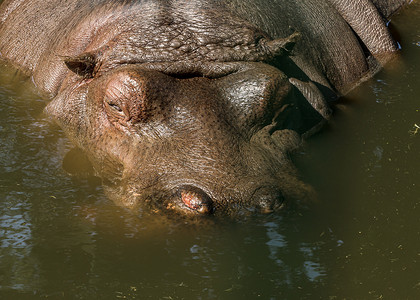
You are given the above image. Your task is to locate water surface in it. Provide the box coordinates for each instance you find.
[1,3,419,299]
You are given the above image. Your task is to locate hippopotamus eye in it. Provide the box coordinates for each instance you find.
[103,96,127,121]
[105,100,123,113]
[103,71,149,125]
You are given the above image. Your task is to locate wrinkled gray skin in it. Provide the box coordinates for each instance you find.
[0,0,408,217]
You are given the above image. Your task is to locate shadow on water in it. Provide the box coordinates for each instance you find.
[0,2,420,299]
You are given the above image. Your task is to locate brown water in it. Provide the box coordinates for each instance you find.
[1,3,419,299]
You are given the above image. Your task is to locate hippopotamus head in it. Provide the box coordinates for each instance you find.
[43,6,328,217]
[46,59,322,217]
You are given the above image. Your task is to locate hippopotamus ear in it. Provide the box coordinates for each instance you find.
[265,31,301,57]
[63,52,97,78]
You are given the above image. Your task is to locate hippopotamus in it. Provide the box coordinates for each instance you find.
[0,0,408,217]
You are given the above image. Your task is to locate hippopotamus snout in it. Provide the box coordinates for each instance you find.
[121,130,303,216]
[47,61,313,216]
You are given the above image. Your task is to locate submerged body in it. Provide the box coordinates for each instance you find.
[0,0,408,216]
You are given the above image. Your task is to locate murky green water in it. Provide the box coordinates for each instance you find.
[1,3,419,299]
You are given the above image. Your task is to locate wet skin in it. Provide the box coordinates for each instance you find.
[0,0,406,217]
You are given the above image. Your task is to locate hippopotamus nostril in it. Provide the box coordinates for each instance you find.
[253,186,285,214]
[178,186,214,215]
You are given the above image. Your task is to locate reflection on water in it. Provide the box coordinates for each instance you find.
[265,221,286,266]
[0,198,36,291]
[0,3,420,299]
[265,220,325,285]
